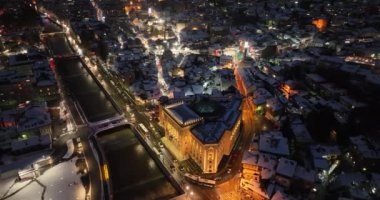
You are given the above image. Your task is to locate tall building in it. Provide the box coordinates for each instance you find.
[159,95,242,173]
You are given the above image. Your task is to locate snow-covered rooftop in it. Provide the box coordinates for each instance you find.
[259,131,289,156]
[276,158,297,178]
[164,102,202,126]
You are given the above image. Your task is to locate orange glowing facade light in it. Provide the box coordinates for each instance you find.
[125,6,130,13]
[103,164,109,181]
[125,4,142,13]
[283,84,291,93]
[1,121,16,128]
[312,18,327,32]
[281,84,297,99]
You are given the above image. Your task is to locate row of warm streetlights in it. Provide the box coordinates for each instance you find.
[47,16,94,199]
[185,185,194,199]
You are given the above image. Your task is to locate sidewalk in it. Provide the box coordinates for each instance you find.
[161,137,187,161]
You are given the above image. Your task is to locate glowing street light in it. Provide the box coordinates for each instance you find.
[77,48,83,56]
[103,164,109,181]
[185,186,193,200]
[244,41,249,49]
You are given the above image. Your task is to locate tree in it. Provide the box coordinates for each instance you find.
[261,45,278,59]
[161,49,173,60]
[306,108,336,143]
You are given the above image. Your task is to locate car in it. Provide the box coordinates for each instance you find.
[179,166,185,172]
[227,168,232,174]
[158,142,164,148]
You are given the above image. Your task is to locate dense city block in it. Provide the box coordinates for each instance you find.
[0,0,380,200]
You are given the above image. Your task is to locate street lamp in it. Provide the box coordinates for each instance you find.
[244,41,249,49]
[186,186,193,200]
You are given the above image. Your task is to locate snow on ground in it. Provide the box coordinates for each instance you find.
[2,179,32,197]
[7,182,43,200]
[0,177,17,197]
[2,157,86,200]
[38,157,85,200]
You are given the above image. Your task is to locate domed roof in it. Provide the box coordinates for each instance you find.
[192,98,224,119]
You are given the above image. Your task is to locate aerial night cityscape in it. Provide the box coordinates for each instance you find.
[0,0,379,200]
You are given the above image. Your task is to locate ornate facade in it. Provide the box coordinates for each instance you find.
[159,97,242,174]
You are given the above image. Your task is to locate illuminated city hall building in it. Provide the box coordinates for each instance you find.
[159,96,242,173]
